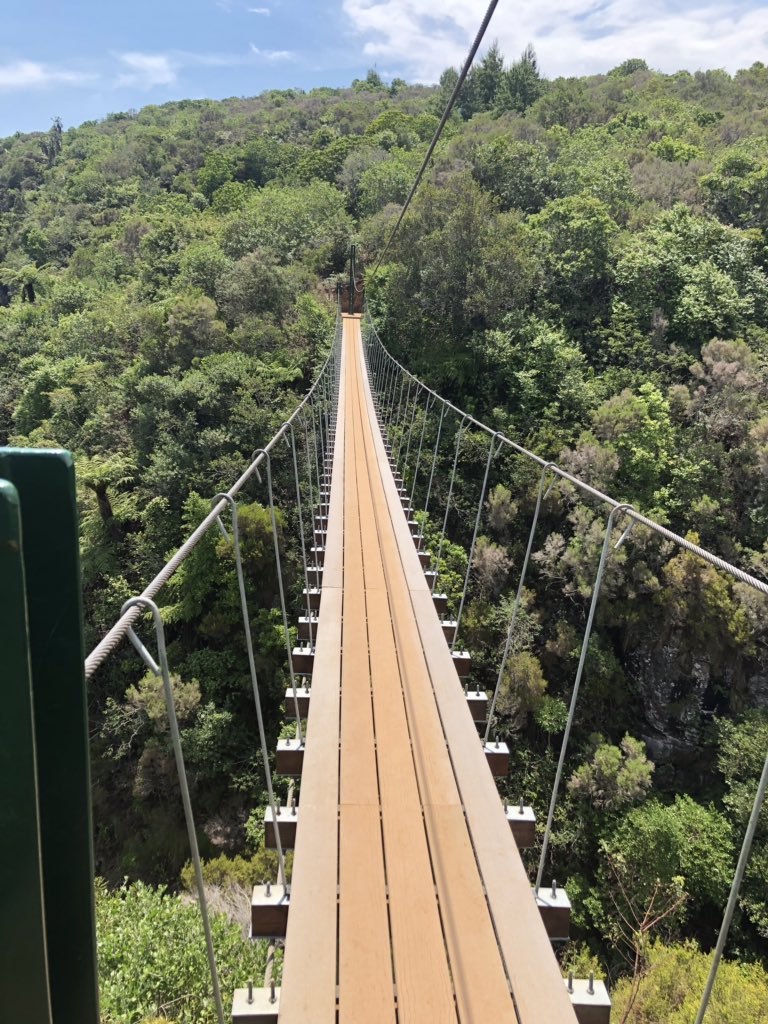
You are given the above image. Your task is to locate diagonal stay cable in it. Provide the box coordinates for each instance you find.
[368,0,501,280]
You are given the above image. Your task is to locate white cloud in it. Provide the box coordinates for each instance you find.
[113,45,293,89]
[180,50,251,67]
[116,52,177,88]
[0,59,95,91]
[249,44,295,60]
[248,6,271,13]
[342,0,768,80]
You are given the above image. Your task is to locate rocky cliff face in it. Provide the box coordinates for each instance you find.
[629,637,767,780]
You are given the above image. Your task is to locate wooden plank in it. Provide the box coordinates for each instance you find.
[339,322,379,807]
[277,319,348,1024]
[424,804,518,1021]
[352,321,579,1024]
[349,329,457,1022]
[352,330,515,1022]
[337,316,395,1019]
[365,589,458,1024]
[413,603,578,1021]
[338,806,394,1022]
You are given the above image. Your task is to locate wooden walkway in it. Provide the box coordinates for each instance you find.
[278,316,577,1023]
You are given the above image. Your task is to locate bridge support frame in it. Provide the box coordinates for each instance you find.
[0,449,100,1024]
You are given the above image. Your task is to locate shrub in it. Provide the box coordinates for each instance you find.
[96,878,271,1023]
[179,850,293,893]
[612,941,768,1022]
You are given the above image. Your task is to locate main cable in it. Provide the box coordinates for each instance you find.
[369,0,501,280]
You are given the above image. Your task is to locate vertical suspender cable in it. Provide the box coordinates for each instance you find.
[452,433,501,649]
[252,449,304,747]
[432,415,468,593]
[122,597,226,1024]
[484,463,555,745]
[211,495,289,892]
[535,504,633,893]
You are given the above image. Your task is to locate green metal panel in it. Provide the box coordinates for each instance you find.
[0,479,54,1023]
[0,450,99,1024]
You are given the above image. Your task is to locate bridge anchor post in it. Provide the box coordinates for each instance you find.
[564,971,611,1023]
[232,982,280,1023]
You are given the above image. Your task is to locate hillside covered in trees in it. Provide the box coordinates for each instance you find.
[3,46,768,1021]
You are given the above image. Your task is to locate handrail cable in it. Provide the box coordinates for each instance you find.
[362,303,768,597]
[85,303,342,678]
[368,0,501,280]
[362,299,768,1021]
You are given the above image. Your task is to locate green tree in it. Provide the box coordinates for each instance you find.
[717,712,768,936]
[461,41,505,117]
[594,796,733,940]
[608,58,649,78]
[197,150,237,200]
[472,137,551,213]
[701,138,768,229]
[496,650,548,731]
[221,180,352,272]
[569,735,654,811]
[588,382,674,507]
[496,44,545,114]
[528,195,618,319]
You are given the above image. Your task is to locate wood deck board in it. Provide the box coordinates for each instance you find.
[353,326,516,1022]
[338,805,395,1022]
[355,318,579,1024]
[337,317,394,1017]
[278,316,578,1024]
[350,333,458,1023]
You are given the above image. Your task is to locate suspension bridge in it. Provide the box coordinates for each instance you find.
[268,312,579,1022]
[5,288,768,1024]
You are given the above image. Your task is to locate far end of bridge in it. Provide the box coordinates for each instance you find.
[234,314,609,1024]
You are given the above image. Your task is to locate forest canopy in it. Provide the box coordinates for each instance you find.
[3,45,768,1020]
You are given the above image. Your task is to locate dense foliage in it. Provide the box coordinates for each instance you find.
[3,44,768,1015]
[364,49,768,990]
[611,941,768,1022]
[96,878,272,1024]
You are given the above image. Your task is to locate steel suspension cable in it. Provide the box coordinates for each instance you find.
[423,402,446,521]
[123,597,226,1024]
[212,494,289,891]
[452,432,503,650]
[85,307,342,677]
[369,0,501,279]
[252,448,304,747]
[536,501,634,894]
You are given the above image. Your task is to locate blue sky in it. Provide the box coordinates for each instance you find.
[2,0,767,137]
